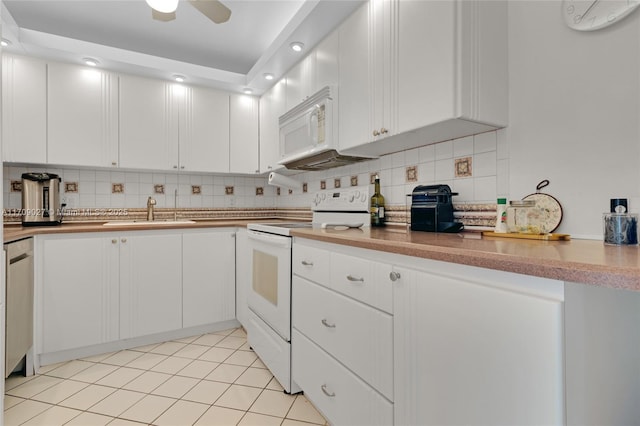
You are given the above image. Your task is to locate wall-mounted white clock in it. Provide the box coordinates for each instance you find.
[563,0,640,31]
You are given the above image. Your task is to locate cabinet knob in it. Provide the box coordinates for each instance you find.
[111,162,117,166]
[255,169,260,174]
[268,166,272,169]
[173,165,178,169]
[180,166,185,169]
[321,384,335,397]
[389,271,401,282]
[121,238,127,243]
[373,129,380,137]
[301,260,314,266]
[111,239,117,244]
[380,127,389,134]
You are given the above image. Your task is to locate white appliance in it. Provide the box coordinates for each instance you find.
[246,186,370,393]
[278,86,375,171]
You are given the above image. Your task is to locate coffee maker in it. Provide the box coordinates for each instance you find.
[410,184,463,233]
[21,173,63,226]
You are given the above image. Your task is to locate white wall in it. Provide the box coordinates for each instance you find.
[507,1,640,239]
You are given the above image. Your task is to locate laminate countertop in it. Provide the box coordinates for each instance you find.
[289,226,640,292]
[5,221,639,292]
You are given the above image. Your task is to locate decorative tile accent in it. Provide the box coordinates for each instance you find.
[320,180,326,190]
[455,157,473,178]
[370,173,378,184]
[350,176,358,186]
[112,183,125,194]
[302,183,308,193]
[256,187,264,196]
[191,185,201,195]
[10,181,22,192]
[406,166,418,183]
[334,178,341,189]
[64,182,78,193]
[225,186,234,195]
[277,188,281,196]
[154,184,165,194]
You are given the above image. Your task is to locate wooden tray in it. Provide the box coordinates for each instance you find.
[482,231,571,241]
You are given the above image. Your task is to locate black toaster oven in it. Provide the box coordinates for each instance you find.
[410,184,463,233]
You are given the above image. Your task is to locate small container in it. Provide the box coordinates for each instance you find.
[494,198,508,233]
[603,213,638,245]
[507,199,547,234]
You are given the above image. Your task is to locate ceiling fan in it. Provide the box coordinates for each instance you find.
[146,0,232,24]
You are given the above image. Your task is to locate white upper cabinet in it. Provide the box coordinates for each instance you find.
[179,86,230,173]
[47,62,119,167]
[314,30,340,93]
[229,94,259,174]
[259,79,286,173]
[2,54,47,164]
[119,75,179,171]
[339,0,508,156]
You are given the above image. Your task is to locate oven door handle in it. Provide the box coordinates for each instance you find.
[247,230,292,248]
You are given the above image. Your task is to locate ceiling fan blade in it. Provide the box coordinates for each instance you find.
[189,0,231,24]
[152,9,176,22]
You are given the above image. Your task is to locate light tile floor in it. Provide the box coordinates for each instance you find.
[4,328,328,426]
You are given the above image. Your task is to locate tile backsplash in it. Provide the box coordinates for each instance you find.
[3,130,507,213]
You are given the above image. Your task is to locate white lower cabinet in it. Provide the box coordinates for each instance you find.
[119,233,182,339]
[293,238,565,426]
[183,231,236,328]
[234,228,250,327]
[37,229,237,359]
[40,235,119,354]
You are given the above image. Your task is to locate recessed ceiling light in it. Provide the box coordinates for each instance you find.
[1,39,11,47]
[145,0,178,14]
[243,88,253,95]
[83,57,99,67]
[290,42,305,53]
[263,73,274,81]
[173,74,185,83]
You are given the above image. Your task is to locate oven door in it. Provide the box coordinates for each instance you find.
[247,230,292,341]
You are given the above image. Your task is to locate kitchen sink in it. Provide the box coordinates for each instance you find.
[103,219,196,226]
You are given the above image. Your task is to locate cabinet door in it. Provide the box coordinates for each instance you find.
[235,228,250,327]
[393,266,564,426]
[259,79,286,173]
[285,53,316,110]
[119,75,179,170]
[41,236,119,353]
[338,2,373,150]
[2,54,47,164]
[314,30,339,92]
[180,86,229,173]
[229,94,259,174]
[47,62,118,168]
[119,234,182,339]
[183,231,235,328]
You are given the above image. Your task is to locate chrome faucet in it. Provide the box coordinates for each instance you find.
[147,196,156,221]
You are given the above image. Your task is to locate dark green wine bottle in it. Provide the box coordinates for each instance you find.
[370,175,386,227]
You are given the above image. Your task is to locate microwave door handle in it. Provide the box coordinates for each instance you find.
[309,107,319,146]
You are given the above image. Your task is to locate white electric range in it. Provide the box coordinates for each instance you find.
[245,186,370,393]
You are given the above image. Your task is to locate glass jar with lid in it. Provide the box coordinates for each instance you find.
[507,199,548,234]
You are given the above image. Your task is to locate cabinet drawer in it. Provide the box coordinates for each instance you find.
[330,252,393,313]
[293,243,330,285]
[293,276,393,400]
[292,329,393,426]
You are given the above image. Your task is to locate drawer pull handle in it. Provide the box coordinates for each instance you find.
[389,271,401,282]
[321,384,335,397]
[301,260,314,266]
[346,275,364,282]
[321,319,336,328]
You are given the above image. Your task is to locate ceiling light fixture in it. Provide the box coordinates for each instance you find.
[83,57,99,67]
[290,42,305,53]
[145,0,179,14]
[243,88,253,95]
[173,74,186,83]
[1,39,11,47]
[263,73,274,81]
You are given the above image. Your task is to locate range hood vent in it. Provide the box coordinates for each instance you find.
[280,149,373,171]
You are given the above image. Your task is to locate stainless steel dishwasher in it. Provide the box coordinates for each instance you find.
[5,238,34,377]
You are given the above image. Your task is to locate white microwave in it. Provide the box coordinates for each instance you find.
[278,86,374,171]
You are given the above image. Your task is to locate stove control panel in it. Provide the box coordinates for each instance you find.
[312,186,370,212]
